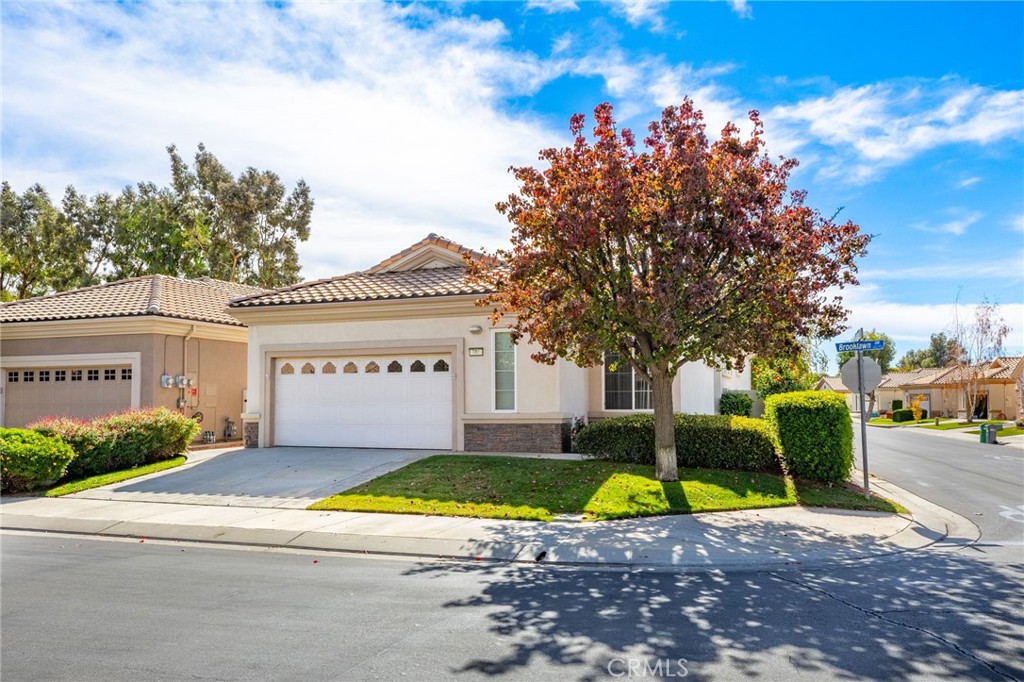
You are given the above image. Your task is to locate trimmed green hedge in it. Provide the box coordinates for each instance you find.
[0,428,77,492]
[892,408,928,423]
[30,408,199,480]
[719,391,753,417]
[764,391,853,485]
[574,413,780,473]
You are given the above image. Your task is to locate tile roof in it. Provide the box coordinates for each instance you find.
[878,367,951,388]
[229,266,492,308]
[816,376,849,392]
[365,233,496,273]
[0,276,265,327]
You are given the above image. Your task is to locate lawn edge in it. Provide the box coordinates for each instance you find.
[44,455,188,497]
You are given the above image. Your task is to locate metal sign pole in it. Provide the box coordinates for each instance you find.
[857,350,870,499]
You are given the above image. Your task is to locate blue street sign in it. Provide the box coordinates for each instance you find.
[836,340,886,353]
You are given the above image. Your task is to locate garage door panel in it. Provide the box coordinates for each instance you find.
[4,365,132,427]
[274,355,452,449]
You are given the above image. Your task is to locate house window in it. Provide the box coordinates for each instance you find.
[301,362,315,375]
[494,331,515,411]
[24,371,35,383]
[40,371,51,382]
[55,370,66,382]
[7,371,17,383]
[604,352,652,410]
[387,360,403,373]
[343,362,358,374]
[121,368,132,380]
[322,362,337,374]
[71,370,82,382]
[280,363,295,375]
[365,361,380,374]
[104,369,117,381]
[410,360,426,373]
[433,359,449,372]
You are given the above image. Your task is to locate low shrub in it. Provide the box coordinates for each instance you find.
[891,399,903,411]
[0,427,77,492]
[30,408,199,480]
[764,391,853,485]
[891,408,928,423]
[574,413,780,473]
[719,391,753,417]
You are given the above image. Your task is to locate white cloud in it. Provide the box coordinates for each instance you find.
[603,0,669,31]
[1,2,562,279]
[728,0,753,19]
[910,210,984,236]
[767,81,1024,183]
[1007,214,1024,233]
[956,176,982,188]
[525,0,580,13]
[825,284,1024,365]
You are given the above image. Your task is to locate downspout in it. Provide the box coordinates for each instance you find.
[182,324,197,412]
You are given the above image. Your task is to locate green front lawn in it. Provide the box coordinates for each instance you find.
[966,426,1024,438]
[45,456,187,497]
[919,419,1007,431]
[308,455,904,521]
[868,417,936,426]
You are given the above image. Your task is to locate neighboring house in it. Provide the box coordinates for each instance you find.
[814,375,856,411]
[228,234,751,453]
[874,368,948,414]
[0,276,264,437]
[821,359,1024,420]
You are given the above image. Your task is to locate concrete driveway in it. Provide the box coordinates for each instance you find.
[67,447,441,509]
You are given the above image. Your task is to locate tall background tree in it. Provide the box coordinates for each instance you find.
[471,100,869,481]
[836,330,896,372]
[896,332,961,370]
[950,299,1010,422]
[0,144,313,299]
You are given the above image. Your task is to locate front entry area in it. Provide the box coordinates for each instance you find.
[273,355,453,449]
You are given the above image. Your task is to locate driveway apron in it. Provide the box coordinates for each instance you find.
[66,447,441,509]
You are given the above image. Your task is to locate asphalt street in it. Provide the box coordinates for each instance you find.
[2,531,1022,682]
[859,424,1024,562]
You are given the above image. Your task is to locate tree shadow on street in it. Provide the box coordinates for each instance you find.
[403,543,1024,681]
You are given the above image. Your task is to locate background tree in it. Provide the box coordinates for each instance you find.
[471,100,868,481]
[169,143,313,288]
[2,144,314,297]
[896,332,962,370]
[950,299,1010,422]
[751,356,817,400]
[836,330,895,372]
[0,183,82,300]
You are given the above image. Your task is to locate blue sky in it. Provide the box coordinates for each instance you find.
[3,1,1022,367]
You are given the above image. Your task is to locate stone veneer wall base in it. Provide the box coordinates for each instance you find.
[464,421,571,454]
[243,421,259,448]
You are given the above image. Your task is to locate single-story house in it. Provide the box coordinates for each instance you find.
[0,276,263,438]
[227,234,751,453]
[819,360,1023,420]
[813,375,856,411]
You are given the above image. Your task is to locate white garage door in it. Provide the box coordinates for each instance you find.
[274,355,453,449]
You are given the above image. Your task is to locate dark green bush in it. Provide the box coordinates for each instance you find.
[0,427,77,492]
[30,408,199,480]
[764,391,853,485]
[719,391,753,417]
[891,399,903,411]
[574,413,780,473]
[891,408,926,423]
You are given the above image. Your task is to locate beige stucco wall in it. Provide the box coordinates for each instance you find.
[241,310,585,449]
[0,326,248,437]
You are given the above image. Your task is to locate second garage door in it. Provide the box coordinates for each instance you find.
[274,355,453,449]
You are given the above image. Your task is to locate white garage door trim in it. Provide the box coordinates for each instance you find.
[273,354,454,449]
[0,352,142,426]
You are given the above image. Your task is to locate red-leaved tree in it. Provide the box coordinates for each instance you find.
[470,100,869,481]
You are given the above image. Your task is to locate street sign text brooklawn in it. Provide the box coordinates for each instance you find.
[836,339,886,353]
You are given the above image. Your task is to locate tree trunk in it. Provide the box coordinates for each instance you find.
[651,364,678,482]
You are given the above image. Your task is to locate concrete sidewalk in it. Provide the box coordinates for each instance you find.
[0,473,976,570]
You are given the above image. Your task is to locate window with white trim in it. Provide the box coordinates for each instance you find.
[604,352,652,410]
[494,331,515,410]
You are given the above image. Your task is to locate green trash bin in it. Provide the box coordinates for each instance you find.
[980,425,988,444]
